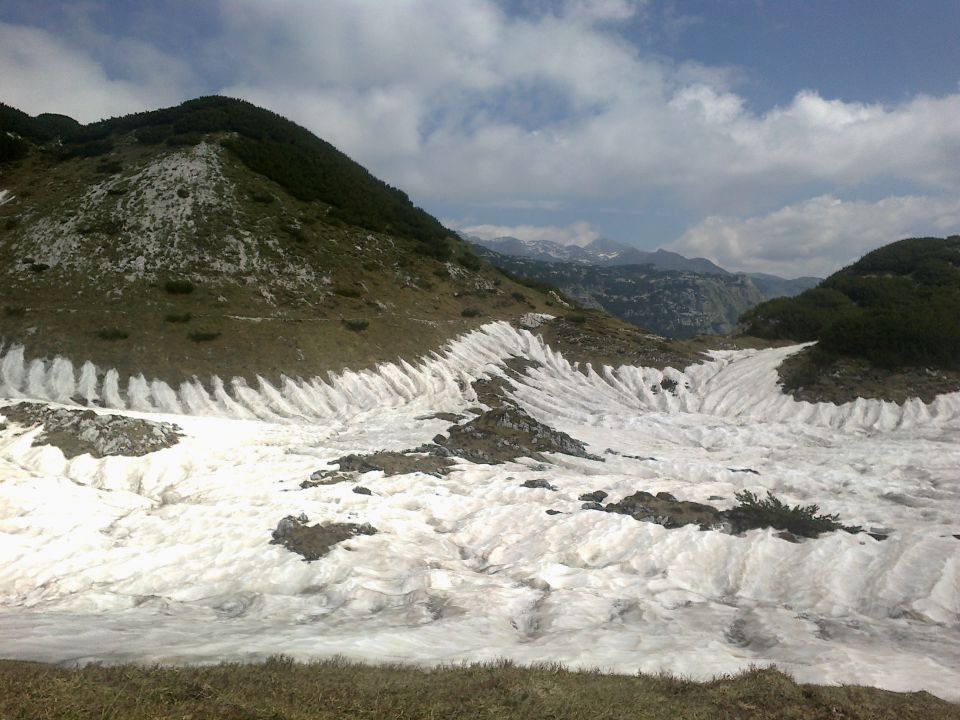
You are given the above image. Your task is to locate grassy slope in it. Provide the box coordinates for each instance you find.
[2,658,957,720]
[0,100,703,385]
[0,101,452,382]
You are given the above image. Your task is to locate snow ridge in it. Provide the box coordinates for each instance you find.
[1,323,958,433]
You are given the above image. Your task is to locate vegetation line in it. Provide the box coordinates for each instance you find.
[1,657,956,720]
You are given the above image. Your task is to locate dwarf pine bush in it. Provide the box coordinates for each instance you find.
[343,319,369,332]
[728,490,860,538]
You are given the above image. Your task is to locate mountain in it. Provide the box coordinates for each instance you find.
[462,235,600,264]
[468,234,733,275]
[745,272,821,299]
[466,235,820,337]
[585,240,735,275]
[475,247,765,338]
[740,236,960,402]
[468,233,820,281]
[0,97,705,388]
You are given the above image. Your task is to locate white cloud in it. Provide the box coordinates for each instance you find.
[448,220,600,247]
[212,1,960,217]
[0,22,197,122]
[671,195,960,278]
[561,0,646,23]
[6,2,959,214]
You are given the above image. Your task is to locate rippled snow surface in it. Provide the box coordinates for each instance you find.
[1,323,958,699]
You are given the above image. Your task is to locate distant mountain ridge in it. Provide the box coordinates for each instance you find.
[474,247,765,339]
[467,235,820,338]
[467,234,733,275]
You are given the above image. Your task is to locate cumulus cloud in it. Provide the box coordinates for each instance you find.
[210,1,960,217]
[671,195,960,278]
[449,220,601,247]
[0,22,197,122]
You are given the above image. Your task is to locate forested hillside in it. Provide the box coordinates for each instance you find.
[2,96,451,257]
[738,237,960,402]
[741,237,960,370]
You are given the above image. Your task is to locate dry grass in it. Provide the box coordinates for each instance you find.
[0,137,712,391]
[1,658,956,720]
[0,138,572,387]
[531,309,705,371]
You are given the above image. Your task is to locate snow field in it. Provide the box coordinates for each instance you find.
[0,322,958,698]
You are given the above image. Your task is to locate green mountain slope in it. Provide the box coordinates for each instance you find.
[739,236,960,401]
[0,97,699,384]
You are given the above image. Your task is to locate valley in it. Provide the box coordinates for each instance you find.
[0,97,958,714]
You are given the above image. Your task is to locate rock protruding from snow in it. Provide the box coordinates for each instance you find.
[598,491,730,531]
[0,401,181,458]
[270,514,377,561]
[430,406,601,464]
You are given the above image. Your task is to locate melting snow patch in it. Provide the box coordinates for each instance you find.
[0,323,958,699]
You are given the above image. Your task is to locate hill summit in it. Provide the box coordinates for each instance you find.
[0,96,699,386]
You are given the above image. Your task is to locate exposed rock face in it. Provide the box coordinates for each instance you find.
[475,250,768,338]
[309,452,455,485]
[270,514,377,561]
[430,406,601,465]
[597,490,730,531]
[0,401,181,458]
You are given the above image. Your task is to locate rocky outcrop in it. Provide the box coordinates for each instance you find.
[307,452,455,486]
[596,490,730,531]
[425,406,601,465]
[270,514,377,561]
[521,478,557,491]
[0,401,181,458]
[580,488,866,540]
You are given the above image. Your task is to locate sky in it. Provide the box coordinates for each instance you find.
[1,0,959,278]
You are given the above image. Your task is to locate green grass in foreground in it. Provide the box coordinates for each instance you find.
[1,658,957,720]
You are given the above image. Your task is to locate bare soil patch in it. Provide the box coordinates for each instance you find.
[778,347,960,404]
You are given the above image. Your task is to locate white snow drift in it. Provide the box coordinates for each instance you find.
[0,322,958,699]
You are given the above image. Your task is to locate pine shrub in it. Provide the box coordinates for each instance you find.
[342,319,369,332]
[727,490,860,538]
[164,279,195,295]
